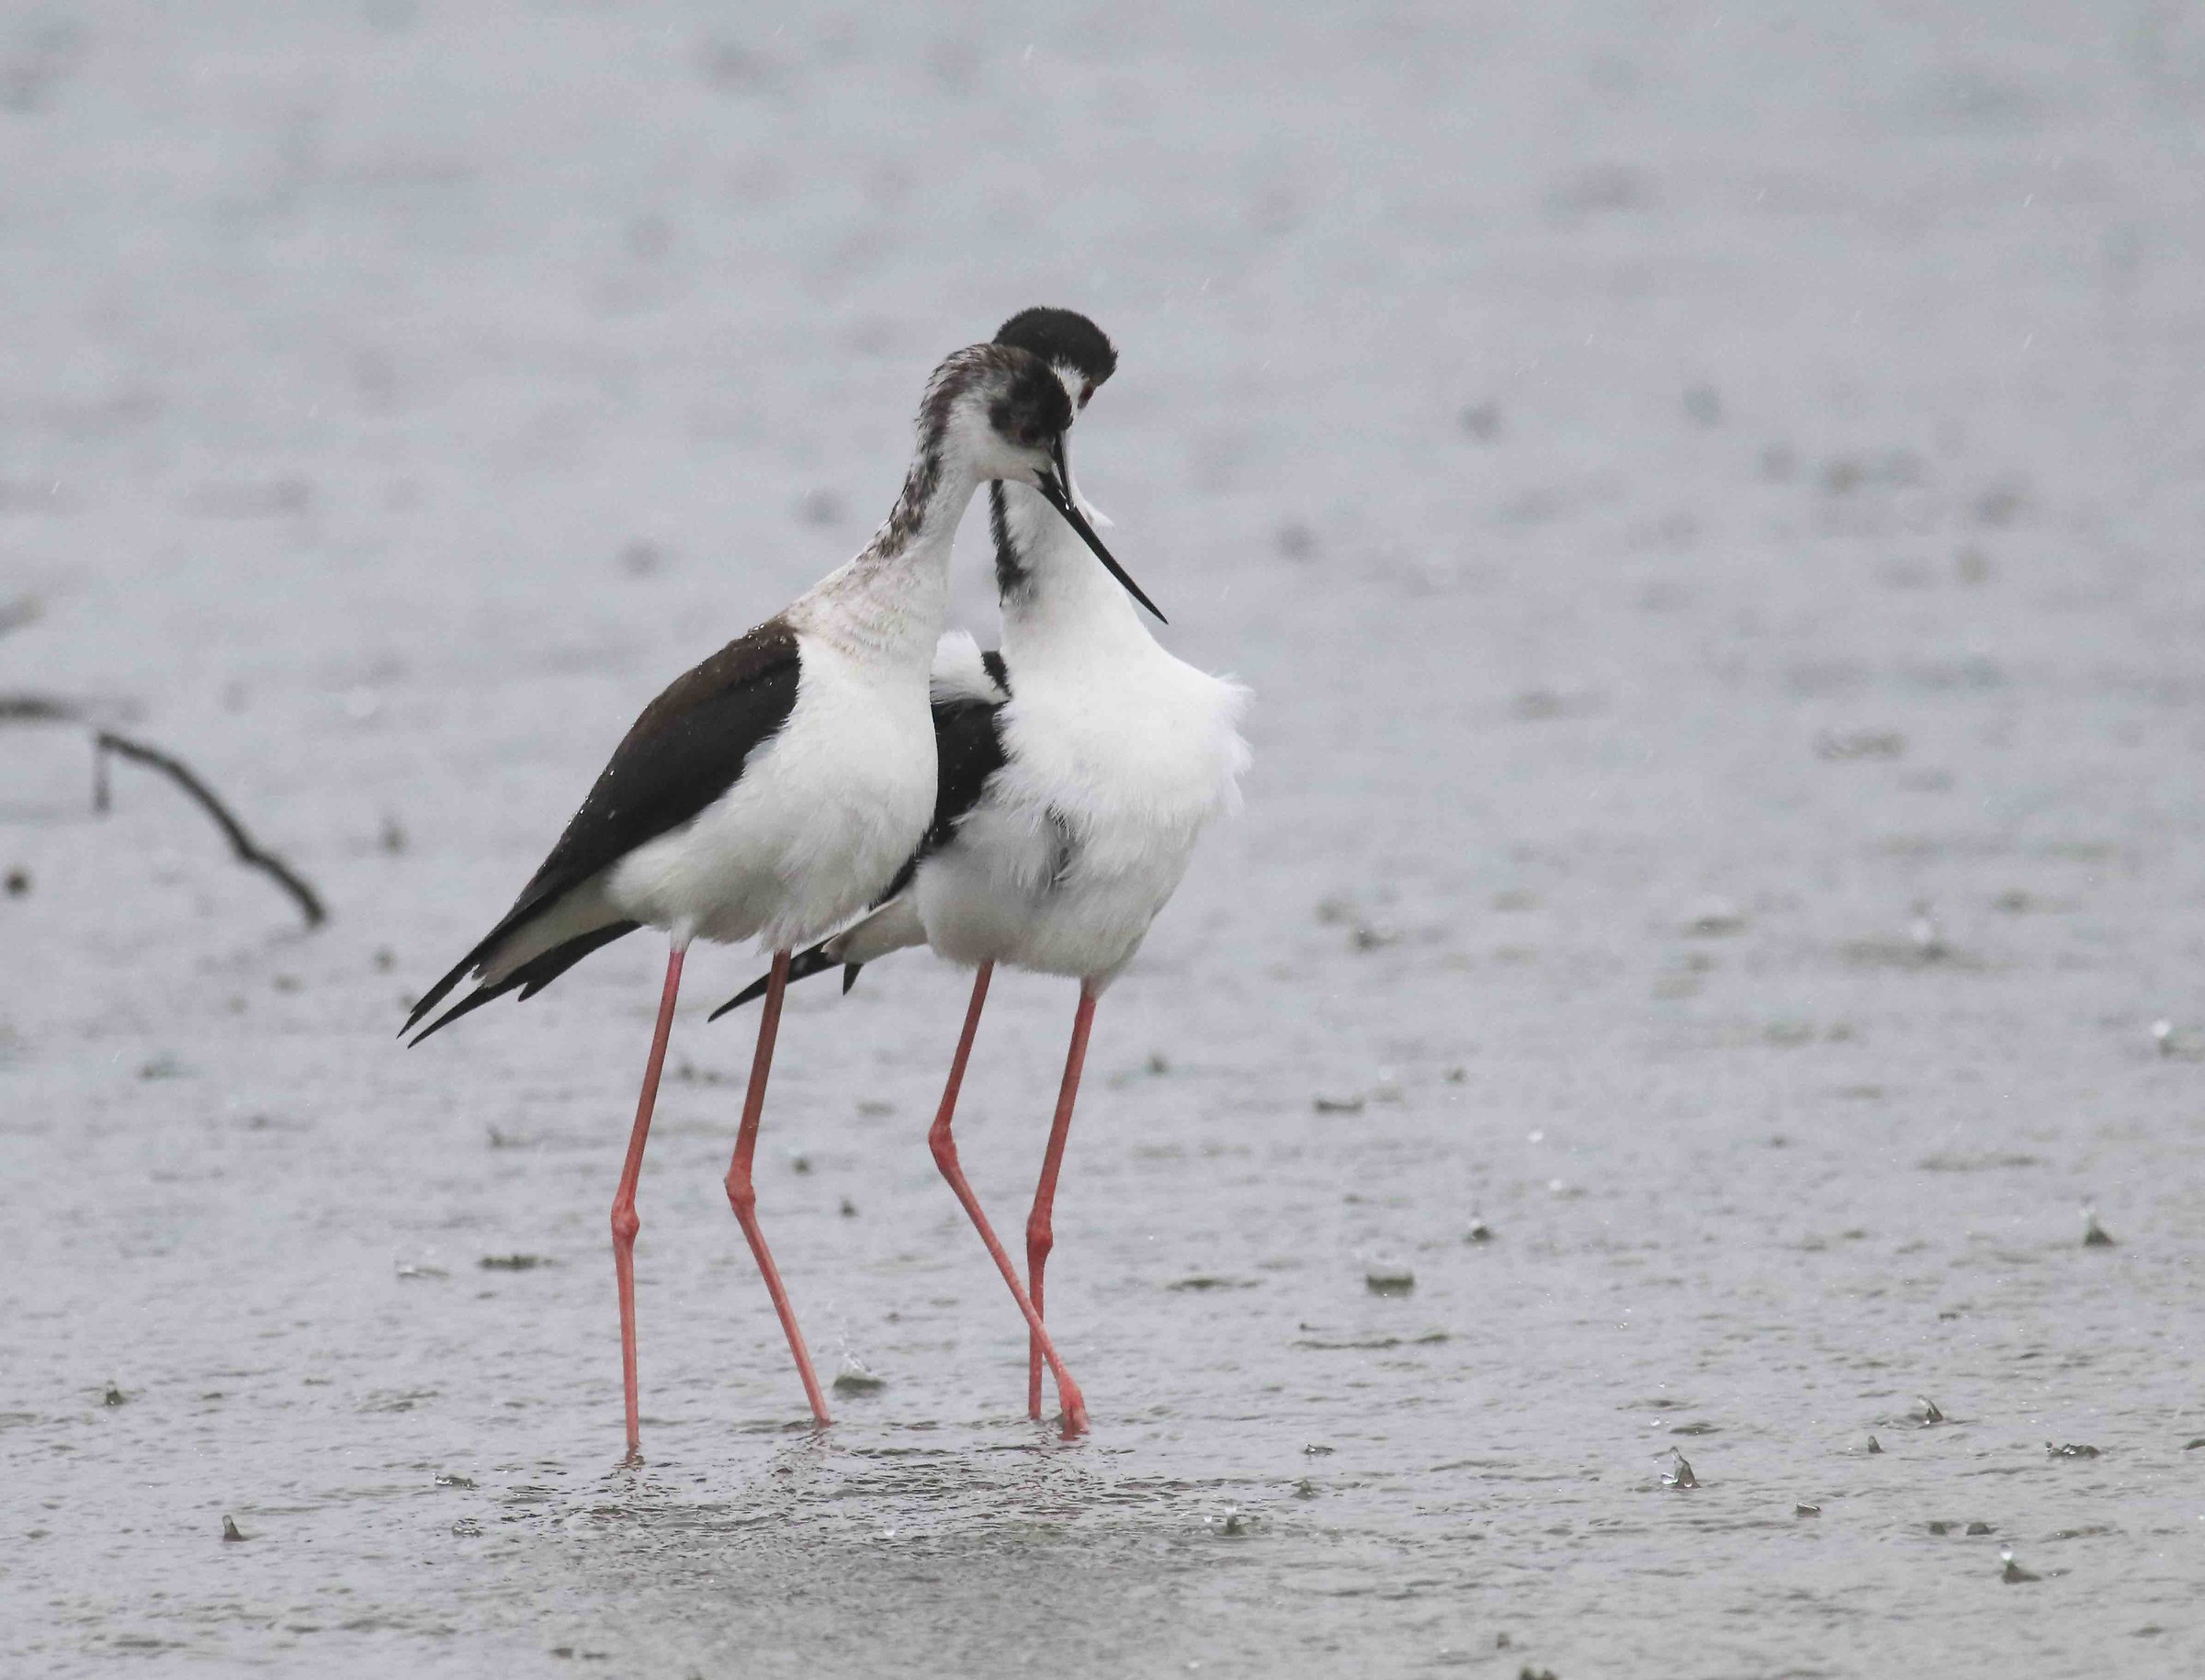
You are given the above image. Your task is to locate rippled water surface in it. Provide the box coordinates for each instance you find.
[6,3,2205,1674]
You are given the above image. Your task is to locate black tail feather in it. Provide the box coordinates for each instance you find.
[707,940,847,1020]
[841,963,864,994]
[407,920,639,1046]
[402,921,510,1037]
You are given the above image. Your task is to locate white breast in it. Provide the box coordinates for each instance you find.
[919,641,1250,986]
[606,636,937,953]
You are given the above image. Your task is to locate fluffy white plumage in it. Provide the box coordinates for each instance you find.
[826,476,1250,992]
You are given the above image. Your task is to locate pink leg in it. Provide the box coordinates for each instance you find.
[612,941,686,1460]
[928,964,1089,1438]
[723,950,831,1426]
[1027,985,1097,1421]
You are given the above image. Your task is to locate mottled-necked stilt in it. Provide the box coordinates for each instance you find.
[403,337,1155,1457]
[713,310,1250,1435]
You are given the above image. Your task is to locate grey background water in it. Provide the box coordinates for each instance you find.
[5,2,2205,1674]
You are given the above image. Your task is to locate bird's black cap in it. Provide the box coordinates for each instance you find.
[994,308,1117,389]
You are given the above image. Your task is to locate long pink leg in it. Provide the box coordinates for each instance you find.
[612,941,686,1460]
[723,950,831,1426]
[1027,985,1098,1421]
[927,963,1089,1437]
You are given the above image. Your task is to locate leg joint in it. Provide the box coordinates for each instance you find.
[928,1124,959,1175]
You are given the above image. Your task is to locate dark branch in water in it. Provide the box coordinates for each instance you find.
[93,729,326,928]
[0,694,87,723]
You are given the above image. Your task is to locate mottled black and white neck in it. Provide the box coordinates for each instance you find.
[786,342,1077,675]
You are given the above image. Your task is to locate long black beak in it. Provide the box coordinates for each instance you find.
[1035,440,1167,624]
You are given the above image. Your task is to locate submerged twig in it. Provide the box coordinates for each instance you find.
[0,693,87,723]
[93,730,326,927]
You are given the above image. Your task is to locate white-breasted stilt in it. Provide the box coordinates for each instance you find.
[713,310,1250,1434]
[402,337,1156,1458]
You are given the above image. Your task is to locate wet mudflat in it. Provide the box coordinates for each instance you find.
[5,3,2205,1674]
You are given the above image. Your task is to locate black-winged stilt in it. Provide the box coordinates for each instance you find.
[402,337,1155,1457]
[713,310,1250,1435]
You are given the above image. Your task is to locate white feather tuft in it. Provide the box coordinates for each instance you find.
[930,628,1005,704]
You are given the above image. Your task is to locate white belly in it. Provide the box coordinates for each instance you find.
[916,808,1195,985]
[605,642,935,953]
[914,648,1247,986]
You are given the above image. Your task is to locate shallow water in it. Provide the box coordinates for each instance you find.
[6,2,2205,1674]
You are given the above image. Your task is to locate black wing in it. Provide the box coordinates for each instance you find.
[709,652,1011,1020]
[405,618,802,1037]
[916,679,1010,868]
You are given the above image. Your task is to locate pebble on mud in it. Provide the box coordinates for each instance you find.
[1460,400,1501,440]
[2000,1548,2040,1584]
[4,866,28,896]
[221,1517,247,1542]
[2081,1207,2115,1247]
[1464,1219,1494,1243]
[1662,1449,1698,1489]
[1917,1396,1945,1425]
[839,1197,858,1217]
[1814,728,1906,761]
[103,1383,126,1406]
[1794,1503,1822,1517]
[435,1473,475,1489]
[2045,1441,2101,1459]
[1866,1435,1883,1454]
[1682,896,1746,937]
[479,1254,547,1271]
[1313,1094,1365,1114]
[1364,1263,1415,1296]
